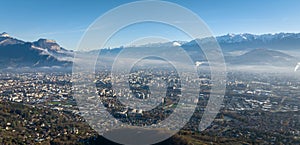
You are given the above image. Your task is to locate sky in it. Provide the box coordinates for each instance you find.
[1,0,300,49]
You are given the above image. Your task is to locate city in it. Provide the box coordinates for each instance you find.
[0,68,299,144]
[1,0,300,144]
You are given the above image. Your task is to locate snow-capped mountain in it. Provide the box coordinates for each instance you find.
[33,38,74,59]
[96,33,300,67]
[136,41,187,48]
[0,33,72,68]
[183,33,300,54]
[0,32,300,69]
[0,32,10,37]
[0,32,24,46]
[216,33,300,43]
[217,33,256,43]
[33,39,61,51]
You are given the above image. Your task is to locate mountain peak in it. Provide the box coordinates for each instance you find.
[34,38,61,51]
[0,32,24,46]
[37,38,56,43]
[0,32,10,38]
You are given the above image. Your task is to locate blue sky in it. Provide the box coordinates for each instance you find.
[1,0,300,49]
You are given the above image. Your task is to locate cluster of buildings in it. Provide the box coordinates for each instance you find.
[0,72,75,110]
[0,70,299,143]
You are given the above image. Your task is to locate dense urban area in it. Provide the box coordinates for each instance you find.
[0,69,299,144]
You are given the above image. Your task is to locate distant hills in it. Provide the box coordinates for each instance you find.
[97,33,300,67]
[227,48,296,66]
[0,32,299,69]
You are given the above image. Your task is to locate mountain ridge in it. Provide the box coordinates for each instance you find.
[0,33,72,68]
[1,32,299,68]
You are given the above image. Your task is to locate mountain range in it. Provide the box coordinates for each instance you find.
[0,32,299,69]
[0,32,72,68]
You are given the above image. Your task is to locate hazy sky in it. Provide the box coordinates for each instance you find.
[1,0,300,49]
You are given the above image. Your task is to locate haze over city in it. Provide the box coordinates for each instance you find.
[0,1,300,144]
